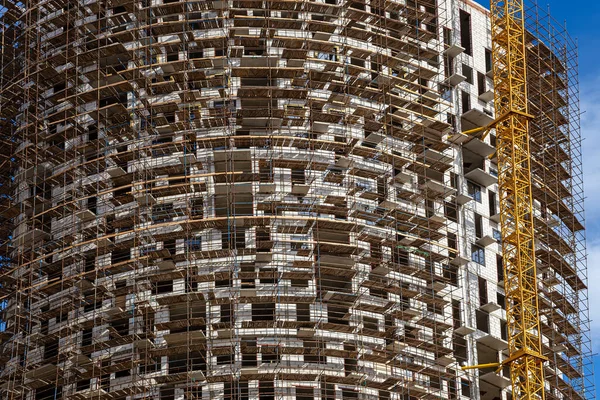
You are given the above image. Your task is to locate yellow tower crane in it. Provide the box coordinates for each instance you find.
[461,0,547,399]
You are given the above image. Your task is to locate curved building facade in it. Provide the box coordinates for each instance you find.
[0,1,593,400]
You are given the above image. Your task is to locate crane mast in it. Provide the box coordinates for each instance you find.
[490,0,546,398]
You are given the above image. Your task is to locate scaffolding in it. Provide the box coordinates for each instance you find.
[524,2,594,399]
[0,0,592,400]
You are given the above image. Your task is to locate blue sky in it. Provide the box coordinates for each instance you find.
[474,0,600,395]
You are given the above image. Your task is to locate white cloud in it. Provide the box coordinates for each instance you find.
[581,77,600,226]
[579,75,600,350]
[585,239,600,351]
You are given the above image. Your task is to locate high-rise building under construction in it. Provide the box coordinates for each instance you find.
[0,0,593,399]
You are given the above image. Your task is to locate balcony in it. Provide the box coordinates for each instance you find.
[480,371,511,389]
[179,153,197,165]
[452,188,473,205]
[489,210,501,223]
[464,137,496,158]
[476,333,508,351]
[462,108,494,129]
[386,340,408,352]
[448,130,471,145]
[394,170,412,184]
[478,89,494,103]
[259,183,276,193]
[476,234,497,247]
[436,353,456,366]
[419,180,456,198]
[444,43,466,57]
[291,184,310,196]
[135,193,157,206]
[428,280,449,292]
[24,364,62,388]
[106,166,127,178]
[157,260,175,270]
[450,254,469,266]
[455,325,476,336]
[551,343,568,353]
[421,148,453,166]
[479,301,502,313]
[76,209,96,222]
[17,165,49,184]
[465,168,496,187]
[445,72,467,86]
[14,228,51,247]
[163,330,205,345]
[371,264,391,276]
[363,132,385,146]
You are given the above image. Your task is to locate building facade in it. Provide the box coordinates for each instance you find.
[0,0,592,399]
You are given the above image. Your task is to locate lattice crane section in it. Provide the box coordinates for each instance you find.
[490,0,546,398]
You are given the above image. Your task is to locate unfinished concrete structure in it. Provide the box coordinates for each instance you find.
[0,0,593,399]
